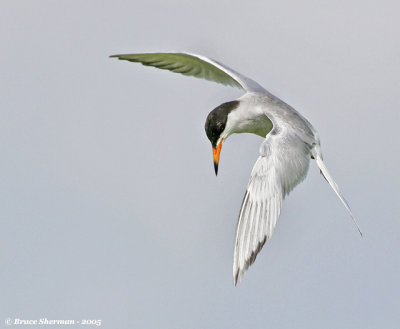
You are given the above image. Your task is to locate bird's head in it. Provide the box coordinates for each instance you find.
[204,100,240,175]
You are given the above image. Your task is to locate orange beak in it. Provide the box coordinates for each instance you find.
[212,139,223,175]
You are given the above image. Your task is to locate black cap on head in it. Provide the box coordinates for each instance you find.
[204,100,240,147]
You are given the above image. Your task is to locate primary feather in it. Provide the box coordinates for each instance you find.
[110,52,266,92]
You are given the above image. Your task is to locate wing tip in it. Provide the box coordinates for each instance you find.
[233,267,245,286]
[108,52,246,90]
[233,236,267,286]
[233,271,239,286]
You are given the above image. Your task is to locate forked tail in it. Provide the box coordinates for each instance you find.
[312,145,362,236]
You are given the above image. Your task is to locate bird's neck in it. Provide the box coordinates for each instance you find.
[224,96,273,138]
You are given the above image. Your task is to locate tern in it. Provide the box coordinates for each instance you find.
[110,52,362,285]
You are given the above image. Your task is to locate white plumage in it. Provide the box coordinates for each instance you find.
[110,52,362,285]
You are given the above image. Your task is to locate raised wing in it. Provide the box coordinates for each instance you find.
[109,52,266,93]
[233,126,312,285]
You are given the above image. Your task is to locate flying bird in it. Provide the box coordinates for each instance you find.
[110,52,362,285]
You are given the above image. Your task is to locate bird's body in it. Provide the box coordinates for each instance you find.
[110,52,361,285]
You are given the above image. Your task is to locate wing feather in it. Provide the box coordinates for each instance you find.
[233,126,312,285]
[110,52,266,92]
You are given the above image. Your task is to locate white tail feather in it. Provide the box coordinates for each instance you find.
[313,146,362,236]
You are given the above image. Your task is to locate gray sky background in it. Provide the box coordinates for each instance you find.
[1,1,399,328]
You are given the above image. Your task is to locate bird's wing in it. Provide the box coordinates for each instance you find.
[110,52,266,93]
[233,125,312,285]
